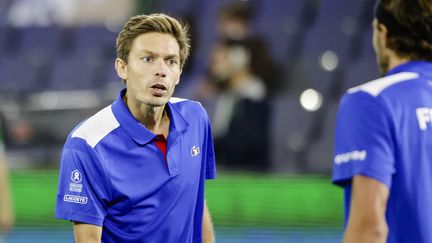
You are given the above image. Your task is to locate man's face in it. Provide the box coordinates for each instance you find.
[117,32,181,107]
[372,19,390,76]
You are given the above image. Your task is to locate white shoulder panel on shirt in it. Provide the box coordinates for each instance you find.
[169,97,188,103]
[347,72,419,97]
[72,105,120,148]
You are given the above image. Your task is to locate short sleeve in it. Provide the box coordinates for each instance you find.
[203,112,217,180]
[332,92,396,188]
[55,139,110,226]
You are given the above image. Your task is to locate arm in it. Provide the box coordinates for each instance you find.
[0,154,14,233]
[202,200,215,243]
[343,175,389,243]
[73,222,102,243]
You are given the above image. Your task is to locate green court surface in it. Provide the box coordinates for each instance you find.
[9,170,344,228]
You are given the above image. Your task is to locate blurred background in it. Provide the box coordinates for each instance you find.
[0,0,380,242]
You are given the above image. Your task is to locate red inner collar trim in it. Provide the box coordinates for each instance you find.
[154,134,167,161]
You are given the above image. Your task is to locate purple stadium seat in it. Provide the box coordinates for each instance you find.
[292,0,367,96]
[301,0,365,64]
[0,0,12,25]
[269,94,315,173]
[253,0,305,63]
[152,0,197,17]
[190,0,232,72]
[306,101,339,174]
[49,54,103,91]
[74,25,117,59]
[101,60,120,84]
[19,26,61,57]
[343,57,380,91]
[287,57,336,95]
[47,26,117,91]
[0,27,6,55]
[315,0,365,25]
[0,55,38,93]
[343,30,379,90]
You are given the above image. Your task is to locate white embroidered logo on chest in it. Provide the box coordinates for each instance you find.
[191,146,200,157]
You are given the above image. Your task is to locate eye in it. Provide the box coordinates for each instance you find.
[166,58,178,66]
[141,56,153,62]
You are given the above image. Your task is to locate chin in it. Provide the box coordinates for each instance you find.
[148,97,170,107]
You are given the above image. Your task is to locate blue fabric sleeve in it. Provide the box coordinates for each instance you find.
[332,91,396,188]
[55,139,110,226]
[203,110,217,180]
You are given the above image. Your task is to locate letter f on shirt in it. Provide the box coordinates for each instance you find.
[416,107,432,130]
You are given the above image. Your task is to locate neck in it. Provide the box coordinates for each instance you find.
[229,69,252,91]
[387,50,411,73]
[123,93,169,137]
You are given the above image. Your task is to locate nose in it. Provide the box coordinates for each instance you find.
[155,72,166,78]
[154,59,167,78]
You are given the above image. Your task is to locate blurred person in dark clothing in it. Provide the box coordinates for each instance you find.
[195,2,279,171]
[216,3,280,92]
[206,38,271,171]
[217,2,253,41]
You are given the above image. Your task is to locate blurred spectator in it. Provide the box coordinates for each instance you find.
[217,2,253,40]
[194,2,280,170]
[216,2,280,92]
[10,120,34,146]
[0,116,14,234]
[201,38,270,171]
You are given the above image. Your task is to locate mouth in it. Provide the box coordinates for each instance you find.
[151,83,167,90]
[150,83,168,97]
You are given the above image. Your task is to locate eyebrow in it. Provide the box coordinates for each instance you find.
[139,50,179,59]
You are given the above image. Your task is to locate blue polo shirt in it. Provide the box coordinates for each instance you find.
[55,89,216,243]
[333,61,432,242]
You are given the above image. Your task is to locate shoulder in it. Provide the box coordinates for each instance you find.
[347,72,419,97]
[340,72,419,111]
[169,97,202,109]
[68,105,120,149]
[169,97,209,119]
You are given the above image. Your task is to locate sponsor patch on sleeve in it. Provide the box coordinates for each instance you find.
[69,183,83,193]
[334,150,367,165]
[63,194,88,204]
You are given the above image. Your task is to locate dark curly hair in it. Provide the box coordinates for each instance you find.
[379,0,432,61]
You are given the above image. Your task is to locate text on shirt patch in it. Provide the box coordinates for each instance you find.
[334,150,367,165]
[416,107,432,130]
[191,146,200,157]
[63,194,88,204]
[69,183,83,193]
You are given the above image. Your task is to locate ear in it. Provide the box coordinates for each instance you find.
[175,70,182,85]
[115,58,128,81]
[376,22,389,48]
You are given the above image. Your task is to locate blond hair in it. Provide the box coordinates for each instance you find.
[116,13,191,68]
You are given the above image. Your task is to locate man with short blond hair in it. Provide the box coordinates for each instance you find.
[55,13,216,243]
